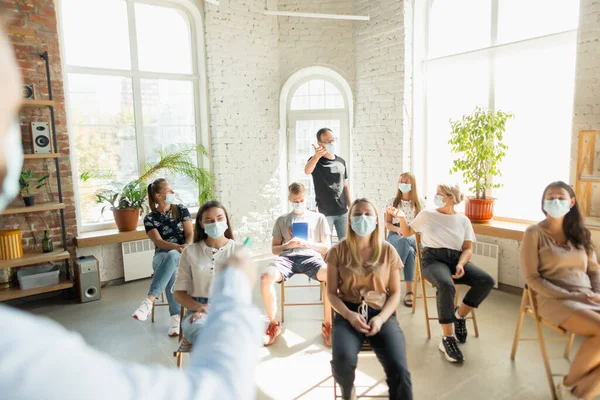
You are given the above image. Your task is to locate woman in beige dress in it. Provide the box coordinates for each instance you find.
[520,181,600,400]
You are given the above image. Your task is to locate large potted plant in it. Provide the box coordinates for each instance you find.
[82,145,214,232]
[19,170,49,207]
[448,106,513,222]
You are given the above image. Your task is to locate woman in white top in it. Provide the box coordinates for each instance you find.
[174,200,242,344]
[393,184,494,364]
[385,172,425,307]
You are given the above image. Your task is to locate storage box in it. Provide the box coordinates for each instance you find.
[17,264,60,290]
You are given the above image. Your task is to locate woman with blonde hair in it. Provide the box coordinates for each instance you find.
[392,184,494,364]
[327,199,412,400]
[520,181,600,400]
[385,172,425,307]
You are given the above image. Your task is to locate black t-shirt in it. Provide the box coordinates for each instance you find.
[143,204,191,253]
[308,155,348,216]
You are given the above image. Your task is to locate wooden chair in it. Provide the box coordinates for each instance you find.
[280,278,325,323]
[412,234,479,339]
[151,292,167,323]
[173,306,192,368]
[511,286,575,400]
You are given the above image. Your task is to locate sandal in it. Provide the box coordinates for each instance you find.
[404,292,414,307]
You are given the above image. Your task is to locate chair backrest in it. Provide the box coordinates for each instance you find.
[179,306,186,341]
[525,285,567,335]
[415,232,423,262]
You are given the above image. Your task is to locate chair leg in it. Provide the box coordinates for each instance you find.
[412,269,419,315]
[320,281,324,301]
[281,281,285,323]
[419,265,431,339]
[510,289,528,360]
[564,333,575,359]
[471,309,480,337]
[161,292,165,303]
[176,352,183,368]
[151,298,156,323]
[532,301,558,399]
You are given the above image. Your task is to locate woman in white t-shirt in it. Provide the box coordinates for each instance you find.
[392,184,494,364]
[174,200,242,344]
[384,172,425,307]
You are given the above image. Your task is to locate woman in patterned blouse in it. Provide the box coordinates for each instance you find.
[385,172,425,307]
[132,178,193,337]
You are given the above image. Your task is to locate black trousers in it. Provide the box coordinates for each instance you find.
[330,303,413,400]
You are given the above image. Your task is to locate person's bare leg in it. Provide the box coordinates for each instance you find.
[441,323,453,336]
[573,364,600,400]
[317,267,331,325]
[260,267,282,324]
[457,303,473,319]
[405,281,414,304]
[146,294,157,303]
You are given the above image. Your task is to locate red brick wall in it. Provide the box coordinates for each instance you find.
[1,0,76,251]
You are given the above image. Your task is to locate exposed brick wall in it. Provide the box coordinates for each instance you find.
[352,0,408,209]
[203,0,281,254]
[0,0,76,252]
[277,0,355,87]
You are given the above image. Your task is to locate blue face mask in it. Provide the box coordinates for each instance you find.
[544,199,571,218]
[398,183,412,193]
[351,215,377,237]
[0,121,23,211]
[434,194,446,208]
[204,220,228,239]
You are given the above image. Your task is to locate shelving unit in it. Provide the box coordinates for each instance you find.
[0,52,71,302]
[575,130,600,228]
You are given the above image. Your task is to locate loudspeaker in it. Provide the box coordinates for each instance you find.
[31,122,52,154]
[74,256,102,303]
[22,84,35,100]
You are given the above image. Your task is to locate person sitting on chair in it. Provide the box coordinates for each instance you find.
[393,183,494,364]
[261,182,332,346]
[132,178,193,337]
[385,171,425,307]
[520,181,600,400]
[174,201,241,344]
[327,198,412,400]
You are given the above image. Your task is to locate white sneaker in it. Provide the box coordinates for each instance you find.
[168,314,180,337]
[556,383,582,400]
[132,299,153,321]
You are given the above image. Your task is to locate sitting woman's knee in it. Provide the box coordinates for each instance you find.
[260,271,277,286]
[479,273,495,290]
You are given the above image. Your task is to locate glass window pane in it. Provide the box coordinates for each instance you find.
[309,79,325,96]
[135,3,193,74]
[493,38,576,220]
[309,95,325,110]
[498,0,579,44]
[61,0,130,69]
[325,95,344,109]
[325,81,341,95]
[428,0,492,58]
[68,74,138,224]
[290,96,309,111]
[295,82,309,96]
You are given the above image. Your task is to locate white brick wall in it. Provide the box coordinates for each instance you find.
[353,0,409,209]
[277,1,355,87]
[204,0,282,254]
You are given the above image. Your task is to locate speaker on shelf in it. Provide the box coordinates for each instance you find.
[22,84,35,100]
[31,122,52,154]
[74,256,102,303]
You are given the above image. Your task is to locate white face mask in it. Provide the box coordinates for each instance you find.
[398,183,412,193]
[204,220,229,239]
[544,199,571,218]
[164,192,176,205]
[325,142,336,155]
[0,121,23,211]
[351,215,377,237]
[434,194,446,208]
[291,201,305,213]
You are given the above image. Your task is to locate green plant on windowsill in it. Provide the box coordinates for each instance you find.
[19,170,49,207]
[448,106,513,222]
[80,145,214,232]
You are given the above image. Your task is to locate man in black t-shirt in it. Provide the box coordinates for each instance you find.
[304,127,351,240]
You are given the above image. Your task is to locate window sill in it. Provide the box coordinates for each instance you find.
[74,227,148,248]
[471,217,532,241]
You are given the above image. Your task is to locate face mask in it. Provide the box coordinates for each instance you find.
[164,192,176,205]
[544,199,571,218]
[325,142,336,155]
[398,183,412,193]
[351,215,377,237]
[204,220,228,239]
[434,194,446,208]
[0,121,23,211]
[291,201,305,213]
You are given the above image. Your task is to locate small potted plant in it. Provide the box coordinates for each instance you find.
[19,170,49,207]
[449,106,513,222]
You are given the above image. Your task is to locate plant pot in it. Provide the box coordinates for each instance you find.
[23,196,35,207]
[112,208,140,232]
[465,197,495,222]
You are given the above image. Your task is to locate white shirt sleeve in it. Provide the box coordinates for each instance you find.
[173,246,193,293]
[409,209,427,233]
[464,216,476,242]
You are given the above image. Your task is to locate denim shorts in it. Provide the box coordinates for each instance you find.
[270,254,325,282]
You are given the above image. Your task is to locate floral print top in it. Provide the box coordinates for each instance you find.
[143,204,191,254]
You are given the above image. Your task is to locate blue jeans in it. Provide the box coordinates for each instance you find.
[387,232,416,282]
[149,250,181,316]
[181,297,209,344]
[325,211,348,240]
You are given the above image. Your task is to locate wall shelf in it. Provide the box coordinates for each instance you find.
[0,250,70,270]
[20,99,56,108]
[0,275,73,302]
[23,153,62,160]
[0,203,66,216]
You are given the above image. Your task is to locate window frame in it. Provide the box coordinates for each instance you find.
[57,0,211,233]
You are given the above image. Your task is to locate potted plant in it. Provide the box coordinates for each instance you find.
[19,170,49,207]
[448,106,513,222]
[82,145,214,232]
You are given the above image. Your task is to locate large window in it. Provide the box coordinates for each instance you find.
[422,0,578,220]
[59,0,201,230]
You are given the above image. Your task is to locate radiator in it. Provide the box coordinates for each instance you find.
[122,239,155,282]
[471,241,499,288]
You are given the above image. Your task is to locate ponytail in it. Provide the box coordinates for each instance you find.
[147,178,167,213]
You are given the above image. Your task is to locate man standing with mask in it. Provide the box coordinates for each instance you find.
[304,127,351,241]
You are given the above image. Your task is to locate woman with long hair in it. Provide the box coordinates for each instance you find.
[173,200,241,344]
[132,178,193,337]
[520,181,600,399]
[327,199,412,400]
[385,172,425,307]
[393,183,494,364]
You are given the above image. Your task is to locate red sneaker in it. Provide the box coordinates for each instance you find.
[322,322,332,346]
[263,322,281,346]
